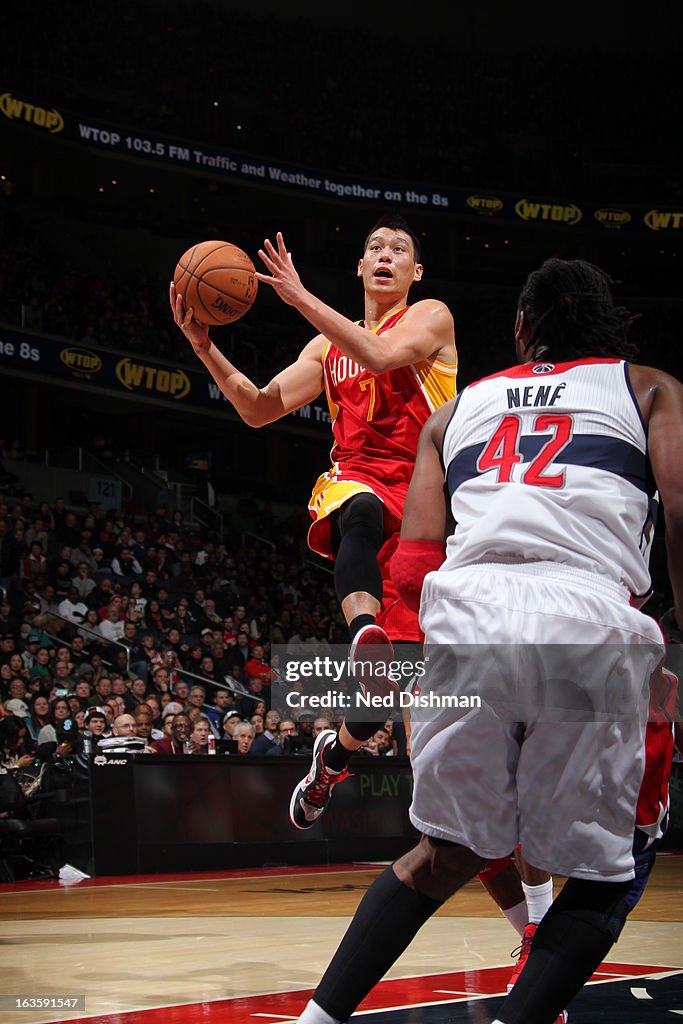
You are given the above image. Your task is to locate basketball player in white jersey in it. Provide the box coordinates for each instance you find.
[296,257,683,1024]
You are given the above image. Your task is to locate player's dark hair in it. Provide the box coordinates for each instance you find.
[518,258,639,361]
[364,216,421,263]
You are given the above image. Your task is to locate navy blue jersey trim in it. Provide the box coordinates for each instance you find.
[446,433,651,496]
[623,362,648,438]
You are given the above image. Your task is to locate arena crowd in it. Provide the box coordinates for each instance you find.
[0,486,404,778]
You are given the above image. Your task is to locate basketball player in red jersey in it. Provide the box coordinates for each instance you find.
[170,217,457,827]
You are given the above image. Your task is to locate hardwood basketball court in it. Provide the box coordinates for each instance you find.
[1,854,681,1023]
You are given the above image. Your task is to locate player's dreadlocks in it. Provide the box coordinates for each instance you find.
[518,258,639,362]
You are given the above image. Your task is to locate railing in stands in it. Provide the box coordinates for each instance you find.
[191,496,224,541]
[45,613,130,674]
[174,664,261,704]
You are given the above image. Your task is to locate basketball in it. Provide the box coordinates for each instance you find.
[173,240,258,326]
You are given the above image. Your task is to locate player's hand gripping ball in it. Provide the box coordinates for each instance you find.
[173,240,257,326]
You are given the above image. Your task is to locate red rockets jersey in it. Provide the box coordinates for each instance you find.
[321,306,457,518]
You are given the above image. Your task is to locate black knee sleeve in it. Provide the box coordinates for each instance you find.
[314,866,442,1021]
[543,876,632,943]
[500,876,633,1024]
[343,719,381,742]
[332,494,385,603]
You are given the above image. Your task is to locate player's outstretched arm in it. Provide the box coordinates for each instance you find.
[256,232,455,373]
[170,282,324,427]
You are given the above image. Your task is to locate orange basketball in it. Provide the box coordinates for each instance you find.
[173,240,258,326]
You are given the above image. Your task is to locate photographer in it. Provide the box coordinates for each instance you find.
[35,717,84,765]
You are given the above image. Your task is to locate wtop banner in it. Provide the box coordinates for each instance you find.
[271,641,670,725]
[0,325,330,433]
[3,88,683,235]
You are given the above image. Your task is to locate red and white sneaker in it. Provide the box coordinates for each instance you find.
[507,921,537,991]
[349,623,397,700]
[289,729,350,830]
[508,921,568,1022]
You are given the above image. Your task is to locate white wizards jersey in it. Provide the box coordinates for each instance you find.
[441,357,656,598]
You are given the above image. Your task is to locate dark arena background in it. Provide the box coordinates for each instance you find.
[0,4,681,1023]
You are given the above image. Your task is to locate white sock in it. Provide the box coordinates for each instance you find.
[297,998,340,1024]
[502,897,528,938]
[522,878,553,924]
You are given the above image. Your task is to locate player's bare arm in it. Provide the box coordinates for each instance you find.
[631,364,683,620]
[169,281,324,427]
[400,401,456,545]
[256,232,455,374]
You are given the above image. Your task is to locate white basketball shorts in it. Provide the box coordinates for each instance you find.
[409,562,665,882]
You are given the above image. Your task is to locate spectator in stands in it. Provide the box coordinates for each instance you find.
[20,541,47,580]
[266,718,298,756]
[198,655,217,683]
[7,652,28,683]
[83,706,109,745]
[71,677,94,711]
[223,711,243,739]
[25,516,49,555]
[24,693,50,741]
[71,530,97,570]
[98,713,147,754]
[296,712,315,748]
[250,712,264,736]
[205,688,238,736]
[188,715,211,753]
[312,716,333,739]
[244,643,273,688]
[71,561,96,600]
[209,638,230,676]
[109,675,133,712]
[111,546,143,579]
[187,684,207,712]
[150,665,170,696]
[150,642,182,689]
[233,720,255,755]
[238,676,266,718]
[28,645,51,680]
[77,607,103,642]
[127,676,148,708]
[106,695,126,719]
[129,632,157,682]
[57,586,88,628]
[144,693,163,725]
[233,631,251,666]
[373,726,393,756]
[251,707,281,755]
[36,696,71,744]
[171,678,189,703]
[93,675,112,704]
[151,710,191,754]
[133,704,163,742]
[73,662,96,689]
[98,601,125,643]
